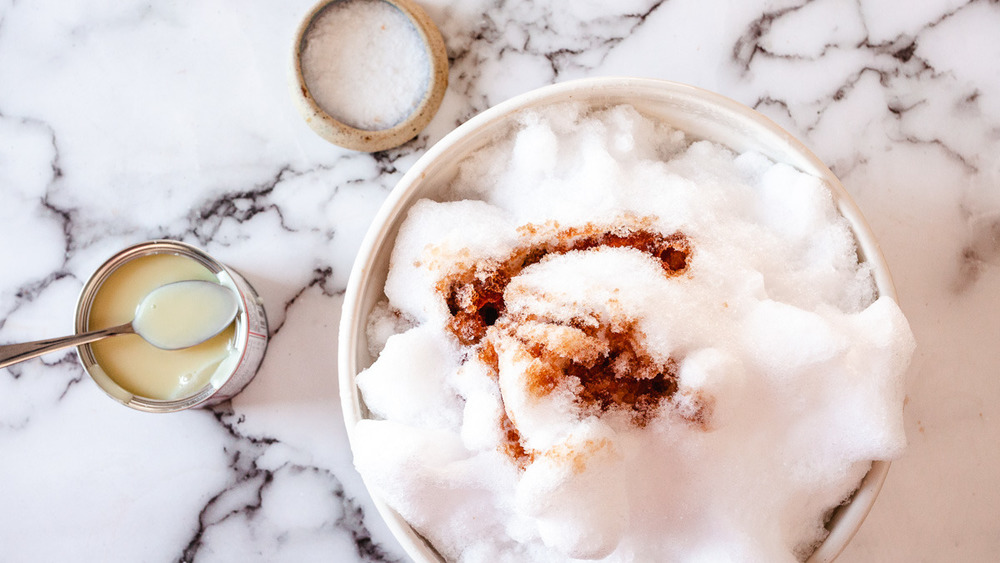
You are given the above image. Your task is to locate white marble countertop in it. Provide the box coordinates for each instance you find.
[1,0,997,561]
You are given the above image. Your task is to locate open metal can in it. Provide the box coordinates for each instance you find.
[75,240,268,412]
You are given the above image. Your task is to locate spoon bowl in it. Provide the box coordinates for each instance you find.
[133,280,239,350]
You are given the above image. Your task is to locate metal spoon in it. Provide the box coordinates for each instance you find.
[0,280,238,370]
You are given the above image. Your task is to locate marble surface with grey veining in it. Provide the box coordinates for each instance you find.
[1,0,998,561]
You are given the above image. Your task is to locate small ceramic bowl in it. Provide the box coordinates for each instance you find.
[290,0,448,152]
[339,77,898,562]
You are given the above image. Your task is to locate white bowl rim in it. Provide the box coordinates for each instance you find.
[338,76,897,563]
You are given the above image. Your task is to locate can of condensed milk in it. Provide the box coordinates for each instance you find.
[75,240,268,412]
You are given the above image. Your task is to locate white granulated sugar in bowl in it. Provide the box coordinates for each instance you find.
[353,103,915,562]
[301,0,429,131]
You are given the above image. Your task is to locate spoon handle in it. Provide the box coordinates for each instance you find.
[0,322,135,369]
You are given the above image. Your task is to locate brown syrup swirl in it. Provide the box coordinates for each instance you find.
[505,316,678,425]
[435,218,707,468]
[438,220,690,346]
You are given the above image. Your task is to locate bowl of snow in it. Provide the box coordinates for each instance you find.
[338,77,914,563]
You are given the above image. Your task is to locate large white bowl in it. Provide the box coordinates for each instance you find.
[339,77,897,563]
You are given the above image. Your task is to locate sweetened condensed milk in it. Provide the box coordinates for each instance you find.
[76,241,268,411]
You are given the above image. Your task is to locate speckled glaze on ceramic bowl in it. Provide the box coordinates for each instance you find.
[290,0,448,152]
[339,77,898,563]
